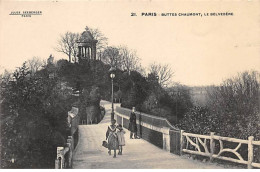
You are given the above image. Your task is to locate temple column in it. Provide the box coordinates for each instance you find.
[84,47,86,58]
[78,47,82,61]
[81,47,84,58]
[88,47,90,59]
[89,47,92,59]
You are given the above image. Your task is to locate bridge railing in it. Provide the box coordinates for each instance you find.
[116,107,178,130]
[115,106,179,152]
[115,106,260,169]
[55,107,80,169]
[180,130,260,169]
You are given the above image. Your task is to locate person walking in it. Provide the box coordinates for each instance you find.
[106,119,119,158]
[116,124,126,155]
[128,107,138,139]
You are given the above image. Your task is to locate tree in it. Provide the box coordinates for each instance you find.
[120,71,149,110]
[55,32,80,63]
[27,56,44,75]
[87,86,102,124]
[102,46,122,69]
[0,62,72,168]
[81,26,108,57]
[148,62,174,87]
[101,45,144,75]
[119,45,143,74]
[0,69,12,87]
[206,70,260,139]
[166,84,193,122]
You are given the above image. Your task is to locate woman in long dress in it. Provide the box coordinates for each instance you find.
[128,107,137,139]
[106,119,119,158]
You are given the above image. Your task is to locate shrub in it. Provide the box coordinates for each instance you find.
[206,71,260,139]
[178,106,216,134]
[179,71,260,164]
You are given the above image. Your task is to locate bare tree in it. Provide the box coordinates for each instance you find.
[55,32,80,63]
[102,46,122,69]
[81,26,108,58]
[119,45,143,74]
[27,56,44,75]
[148,62,174,87]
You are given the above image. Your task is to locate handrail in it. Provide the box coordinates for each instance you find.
[182,132,211,139]
[116,106,179,131]
[137,111,178,130]
[181,131,260,169]
[213,135,248,144]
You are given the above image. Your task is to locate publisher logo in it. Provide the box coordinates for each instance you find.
[9,11,42,17]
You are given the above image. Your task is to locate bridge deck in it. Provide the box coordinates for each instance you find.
[72,101,223,169]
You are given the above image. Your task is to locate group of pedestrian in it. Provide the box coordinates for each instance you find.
[105,119,125,158]
[105,107,138,158]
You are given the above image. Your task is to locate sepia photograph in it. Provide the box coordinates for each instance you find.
[0,0,260,169]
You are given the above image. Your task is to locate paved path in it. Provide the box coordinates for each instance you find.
[72,100,224,169]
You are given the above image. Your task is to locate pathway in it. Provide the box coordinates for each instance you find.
[72,100,224,169]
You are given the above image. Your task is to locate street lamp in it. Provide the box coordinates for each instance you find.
[109,67,116,121]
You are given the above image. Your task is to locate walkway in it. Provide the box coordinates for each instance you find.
[72,100,224,169]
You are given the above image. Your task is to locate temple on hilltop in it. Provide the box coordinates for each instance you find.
[77,30,99,62]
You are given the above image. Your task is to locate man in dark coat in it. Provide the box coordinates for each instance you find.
[128,107,137,139]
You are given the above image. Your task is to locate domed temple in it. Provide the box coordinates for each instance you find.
[77,30,98,62]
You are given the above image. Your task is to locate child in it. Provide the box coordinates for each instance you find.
[116,124,126,155]
[106,119,119,158]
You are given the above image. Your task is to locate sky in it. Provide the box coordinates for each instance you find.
[0,0,259,86]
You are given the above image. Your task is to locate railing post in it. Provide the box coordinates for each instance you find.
[162,127,170,152]
[68,136,74,151]
[210,132,215,162]
[67,140,72,168]
[180,130,184,156]
[57,147,64,169]
[55,159,60,169]
[248,136,254,169]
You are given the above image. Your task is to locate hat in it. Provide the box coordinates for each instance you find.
[117,124,123,130]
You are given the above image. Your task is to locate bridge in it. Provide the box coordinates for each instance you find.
[72,101,222,169]
[55,100,260,169]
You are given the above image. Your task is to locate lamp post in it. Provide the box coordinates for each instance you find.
[109,67,116,121]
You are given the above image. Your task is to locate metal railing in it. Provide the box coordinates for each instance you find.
[180,130,260,169]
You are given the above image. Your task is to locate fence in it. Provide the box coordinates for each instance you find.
[180,131,260,169]
[115,106,260,169]
[55,107,80,169]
